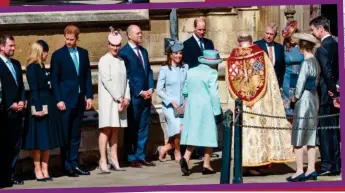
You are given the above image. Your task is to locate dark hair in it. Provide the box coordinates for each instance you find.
[298,39,315,52]
[0,35,14,46]
[237,35,252,43]
[163,47,185,70]
[309,16,330,32]
[37,40,49,52]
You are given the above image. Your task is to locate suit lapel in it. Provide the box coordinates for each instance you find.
[77,47,83,75]
[126,43,146,73]
[261,40,268,54]
[191,36,202,55]
[0,59,18,88]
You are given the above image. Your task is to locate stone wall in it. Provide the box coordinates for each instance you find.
[0,5,315,168]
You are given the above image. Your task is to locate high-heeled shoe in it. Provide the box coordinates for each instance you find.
[202,167,216,175]
[98,161,111,174]
[304,171,318,181]
[109,159,126,171]
[44,177,53,181]
[155,146,167,162]
[33,172,46,182]
[286,173,306,182]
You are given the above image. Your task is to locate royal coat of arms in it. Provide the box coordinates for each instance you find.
[226,44,268,107]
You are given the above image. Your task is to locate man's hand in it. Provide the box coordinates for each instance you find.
[86,99,93,110]
[333,97,340,108]
[140,91,149,99]
[17,101,25,111]
[33,110,45,117]
[11,102,19,111]
[123,98,130,107]
[57,101,66,111]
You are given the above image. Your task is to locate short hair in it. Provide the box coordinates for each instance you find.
[0,35,14,46]
[298,39,316,52]
[193,17,206,28]
[64,24,80,37]
[265,23,278,34]
[309,16,330,32]
[237,33,252,43]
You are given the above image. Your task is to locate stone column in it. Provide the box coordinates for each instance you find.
[258,6,281,42]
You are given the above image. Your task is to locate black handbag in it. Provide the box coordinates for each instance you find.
[173,105,184,118]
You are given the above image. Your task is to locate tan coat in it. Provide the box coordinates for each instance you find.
[98,53,130,128]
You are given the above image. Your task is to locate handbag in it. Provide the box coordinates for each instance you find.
[31,105,48,115]
[173,105,184,118]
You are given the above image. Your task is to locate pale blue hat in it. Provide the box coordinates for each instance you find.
[168,39,184,52]
[198,50,223,65]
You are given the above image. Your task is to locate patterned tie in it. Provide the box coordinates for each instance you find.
[6,60,17,85]
[135,46,145,70]
[70,49,79,75]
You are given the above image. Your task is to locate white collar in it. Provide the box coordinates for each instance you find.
[321,34,331,42]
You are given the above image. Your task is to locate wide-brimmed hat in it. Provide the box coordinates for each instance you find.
[291,32,320,47]
[282,20,298,38]
[168,39,184,52]
[198,50,223,66]
[108,26,122,45]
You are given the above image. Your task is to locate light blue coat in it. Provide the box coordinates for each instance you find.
[156,64,188,137]
[181,64,221,147]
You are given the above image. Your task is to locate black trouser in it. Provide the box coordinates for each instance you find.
[318,104,341,173]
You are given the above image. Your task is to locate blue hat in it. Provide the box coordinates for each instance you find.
[198,50,223,65]
[37,40,49,52]
[168,39,184,52]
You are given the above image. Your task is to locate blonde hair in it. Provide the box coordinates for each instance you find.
[26,42,43,67]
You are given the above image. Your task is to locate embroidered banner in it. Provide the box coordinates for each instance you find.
[226,44,268,107]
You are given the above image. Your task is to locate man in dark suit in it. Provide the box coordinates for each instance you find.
[50,24,93,177]
[182,17,215,69]
[254,23,286,89]
[310,16,340,176]
[118,24,156,168]
[0,35,26,187]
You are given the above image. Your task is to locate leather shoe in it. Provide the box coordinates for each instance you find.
[128,161,142,168]
[202,167,216,175]
[65,169,79,177]
[11,177,24,185]
[73,167,90,175]
[139,159,156,166]
[319,170,340,176]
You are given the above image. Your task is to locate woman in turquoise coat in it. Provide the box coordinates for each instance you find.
[179,50,222,176]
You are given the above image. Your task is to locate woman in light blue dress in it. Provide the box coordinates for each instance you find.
[179,50,222,176]
[281,20,304,118]
[156,40,188,162]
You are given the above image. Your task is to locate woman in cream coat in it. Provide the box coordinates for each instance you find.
[98,27,130,174]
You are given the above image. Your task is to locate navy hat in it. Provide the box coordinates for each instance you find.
[168,39,184,52]
[37,40,49,52]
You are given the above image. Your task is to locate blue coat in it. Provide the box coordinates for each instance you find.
[50,45,93,108]
[156,64,188,137]
[180,64,221,147]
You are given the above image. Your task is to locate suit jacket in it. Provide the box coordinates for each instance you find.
[254,39,285,87]
[0,57,25,110]
[182,35,214,69]
[50,45,93,109]
[118,43,154,104]
[314,36,339,106]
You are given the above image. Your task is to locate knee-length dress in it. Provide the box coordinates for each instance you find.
[292,57,321,146]
[156,64,188,137]
[98,53,130,128]
[22,63,62,150]
[180,64,222,147]
[282,46,304,115]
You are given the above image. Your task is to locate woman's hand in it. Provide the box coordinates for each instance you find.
[33,110,45,117]
[291,96,296,102]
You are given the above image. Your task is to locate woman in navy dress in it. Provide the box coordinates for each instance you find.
[22,40,62,181]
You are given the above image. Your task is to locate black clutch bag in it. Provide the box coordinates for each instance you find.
[173,106,184,118]
[290,73,298,88]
